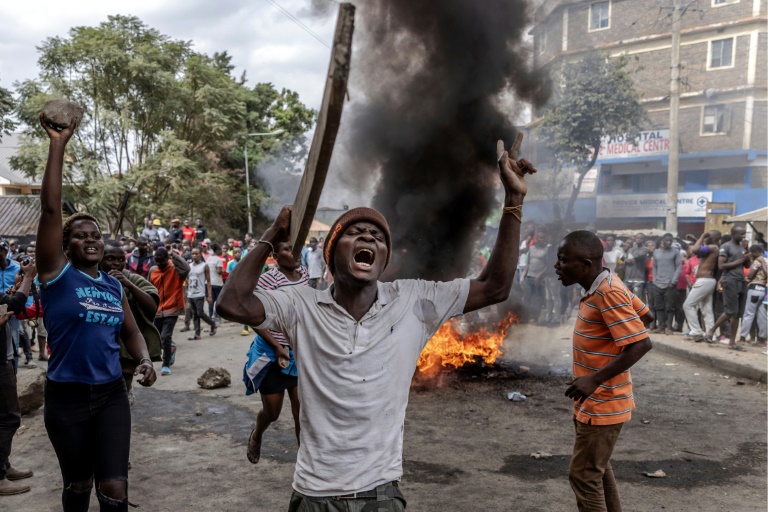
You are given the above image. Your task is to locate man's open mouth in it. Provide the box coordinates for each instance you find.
[85,247,98,254]
[353,248,375,268]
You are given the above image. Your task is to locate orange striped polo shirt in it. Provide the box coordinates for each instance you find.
[573,270,649,425]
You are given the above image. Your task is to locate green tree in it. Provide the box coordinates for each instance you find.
[539,53,648,222]
[11,15,248,236]
[0,78,16,139]
[218,82,316,234]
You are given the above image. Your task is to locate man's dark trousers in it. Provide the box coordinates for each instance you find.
[652,285,676,329]
[154,316,178,366]
[0,361,20,481]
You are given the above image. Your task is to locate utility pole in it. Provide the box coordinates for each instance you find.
[244,143,252,235]
[666,0,682,233]
[243,130,285,235]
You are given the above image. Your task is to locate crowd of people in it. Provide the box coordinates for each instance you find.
[515,224,767,351]
[0,117,761,512]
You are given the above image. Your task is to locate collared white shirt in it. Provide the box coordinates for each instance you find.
[255,278,470,496]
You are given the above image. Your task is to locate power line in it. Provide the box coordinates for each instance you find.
[264,0,331,49]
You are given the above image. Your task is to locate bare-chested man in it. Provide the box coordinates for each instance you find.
[682,230,721,342]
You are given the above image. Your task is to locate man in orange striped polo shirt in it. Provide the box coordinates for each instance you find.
[555,230,654,512]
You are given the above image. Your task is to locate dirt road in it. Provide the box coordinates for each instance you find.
[7,321,767,511]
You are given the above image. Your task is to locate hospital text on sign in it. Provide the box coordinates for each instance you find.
[594,129,670,160]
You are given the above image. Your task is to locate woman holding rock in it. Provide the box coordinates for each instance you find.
[36,111,156,511]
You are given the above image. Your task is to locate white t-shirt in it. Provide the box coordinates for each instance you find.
[206,255,224,286]
[187,262,207,298]
[256,278,470,496]
[603,248,624,273]
[517,240,528,269]
[307,248,325,280]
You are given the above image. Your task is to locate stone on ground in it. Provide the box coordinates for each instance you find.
[197,367,231,389]
[17,369,46,415]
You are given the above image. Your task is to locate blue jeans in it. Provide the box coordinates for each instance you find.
[209,285,223,319]
[8,318,19,368]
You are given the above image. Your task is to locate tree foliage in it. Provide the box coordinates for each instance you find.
[539,53,648,222]
[11,15,315,238]
[0,78,16,139]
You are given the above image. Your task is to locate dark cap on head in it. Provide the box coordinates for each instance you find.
[324,207,392,273]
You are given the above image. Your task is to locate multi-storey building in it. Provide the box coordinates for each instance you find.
[524,0,767,233]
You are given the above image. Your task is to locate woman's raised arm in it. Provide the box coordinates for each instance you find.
[37,115,78,283]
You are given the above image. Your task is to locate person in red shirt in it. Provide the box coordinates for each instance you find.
[220,244,232,282]
[181,219,195,244]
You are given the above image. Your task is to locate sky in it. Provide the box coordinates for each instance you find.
[0,0,337,110]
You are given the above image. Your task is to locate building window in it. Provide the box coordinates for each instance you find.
[712,0,739,6]
[708,38,734,69]
[708,168,746,189]
[602,173,632,193]
[589,1,611,31]
[2,187,21,195]
[701,104,728,134]
[637,173,666,193]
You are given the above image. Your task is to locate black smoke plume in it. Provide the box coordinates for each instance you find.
[316,1,550,280]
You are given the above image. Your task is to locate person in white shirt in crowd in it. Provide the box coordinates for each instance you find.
[306,237,325,289]
[602,234,625,273]
[206,244,225,322]
[217,135,536,511]
[186,248,217,340]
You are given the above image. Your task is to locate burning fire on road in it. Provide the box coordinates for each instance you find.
[414,313,517,387]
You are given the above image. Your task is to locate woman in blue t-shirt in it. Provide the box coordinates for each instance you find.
[36,115,157,511]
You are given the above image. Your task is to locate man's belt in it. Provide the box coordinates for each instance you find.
[334,481,402,500]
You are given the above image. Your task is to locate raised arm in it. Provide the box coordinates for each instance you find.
[690,232,708,255]
[464,133,536,313]
[170,252,190,280]
[37,115,78,283]
[217,207,290,326]
[110,270,159,318]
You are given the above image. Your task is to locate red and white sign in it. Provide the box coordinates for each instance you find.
[594,129,670,160]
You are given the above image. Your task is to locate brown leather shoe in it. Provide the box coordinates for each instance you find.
[5,467,33,481]
[0,478,31,495]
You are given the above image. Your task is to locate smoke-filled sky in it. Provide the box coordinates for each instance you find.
[316,0,550,279]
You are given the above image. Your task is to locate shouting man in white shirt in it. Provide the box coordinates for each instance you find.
[217,135,536,511]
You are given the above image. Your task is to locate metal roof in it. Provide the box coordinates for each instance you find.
[0,195,41,238]
[724,207,768,224]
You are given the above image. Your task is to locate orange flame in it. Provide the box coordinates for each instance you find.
[416,313,516,378]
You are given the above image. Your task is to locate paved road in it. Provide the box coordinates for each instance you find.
[7,322,767,511]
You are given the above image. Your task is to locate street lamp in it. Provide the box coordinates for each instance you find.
[244,129,285,234]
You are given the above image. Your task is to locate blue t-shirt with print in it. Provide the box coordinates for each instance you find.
[40,263,124,384]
